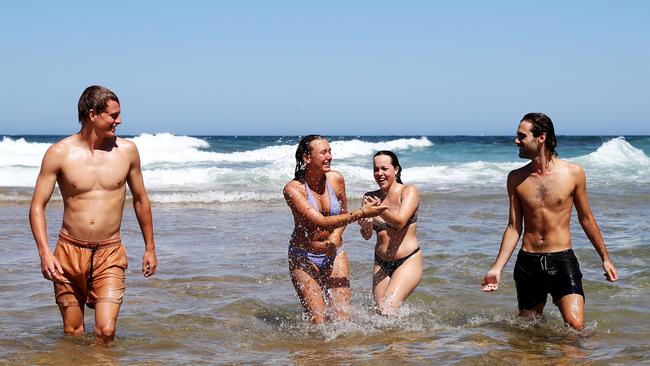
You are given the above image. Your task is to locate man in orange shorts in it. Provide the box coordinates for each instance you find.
[29,85,158,344]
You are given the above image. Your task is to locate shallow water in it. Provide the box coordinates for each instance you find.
[2,189,649,365]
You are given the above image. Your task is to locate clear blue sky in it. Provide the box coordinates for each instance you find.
[1,1,648,136]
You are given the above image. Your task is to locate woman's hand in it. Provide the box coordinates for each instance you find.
[361,196,387,218]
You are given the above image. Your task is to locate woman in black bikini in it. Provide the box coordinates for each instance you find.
[283,135,386,323]
[359,150,423,315]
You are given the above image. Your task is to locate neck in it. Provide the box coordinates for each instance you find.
[379,181,397,195]
[79,125,112,151]
[304,168,325,188]
[530,152,554,174]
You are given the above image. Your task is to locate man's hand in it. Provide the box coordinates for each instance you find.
[481,268,501,292]
[603,259,618,282]
[142,249,157,277]
[40,251,64,282]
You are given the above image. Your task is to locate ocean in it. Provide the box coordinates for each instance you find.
[1,134,649,365]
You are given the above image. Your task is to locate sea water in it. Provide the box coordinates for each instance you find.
[1,134,649,364]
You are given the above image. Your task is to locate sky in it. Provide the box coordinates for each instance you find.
[1,1,648,136]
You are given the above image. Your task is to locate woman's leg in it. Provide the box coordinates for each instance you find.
[374,250,423,315]
[324,251,351,321]
[289,257,328,323]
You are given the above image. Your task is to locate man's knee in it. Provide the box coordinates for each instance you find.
[63,324,84,336]
[95,324,116,340]
[565,318,585,331]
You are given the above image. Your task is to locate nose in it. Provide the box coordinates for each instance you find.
[115,116,122,125]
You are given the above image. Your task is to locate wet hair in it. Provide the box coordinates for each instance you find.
[522,112,558,157]
[373,150,403,184]
[78,85,120,124]
[294,134,327,179]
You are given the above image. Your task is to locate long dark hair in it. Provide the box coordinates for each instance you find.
[294,134,326,179]
[374,150,403,184]
[522,112,558,157]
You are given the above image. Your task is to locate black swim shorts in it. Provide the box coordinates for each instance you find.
[513,249,584,310]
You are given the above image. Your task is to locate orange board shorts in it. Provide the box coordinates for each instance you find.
[53,230,128,309]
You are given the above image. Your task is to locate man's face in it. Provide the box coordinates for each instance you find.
[514,121,540,159]
[92,100,121,137]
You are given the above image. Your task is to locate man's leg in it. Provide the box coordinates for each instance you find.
[518,303,545,318]
[556,294,585,330]
[58,302,85,336]
[94,302,121,344]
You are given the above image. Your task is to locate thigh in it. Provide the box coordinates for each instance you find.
[325,251,351,319]
[380,250,423,303]
[372,264,390,303]
[58,302,85,333]
[289,263,327,323]
[88,245,128,308]
[556,293,585,327]
[94,301,122,332]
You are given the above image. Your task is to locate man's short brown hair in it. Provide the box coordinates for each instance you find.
[77,85,119,124]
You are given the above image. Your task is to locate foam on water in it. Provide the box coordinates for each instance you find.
[2,134,648,202]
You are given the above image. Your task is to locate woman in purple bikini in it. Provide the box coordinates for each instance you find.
[283,135,386,323]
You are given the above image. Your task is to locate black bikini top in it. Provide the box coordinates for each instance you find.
[372,187,418,231]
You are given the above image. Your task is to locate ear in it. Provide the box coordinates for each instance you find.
[88,109,98,122]
[538,132,547,143]
[302,152,311,165]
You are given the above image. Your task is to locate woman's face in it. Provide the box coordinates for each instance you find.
[373,155,398,190]
[304,139,332,173]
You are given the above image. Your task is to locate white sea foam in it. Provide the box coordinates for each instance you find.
[0,137,51,167]
[574,137,650,167]
[572,137,650,183]
[2,135,648,202]
[148,190,282,203]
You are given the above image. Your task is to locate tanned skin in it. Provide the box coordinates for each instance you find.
[29,99,157,344]
[482,120,617,330]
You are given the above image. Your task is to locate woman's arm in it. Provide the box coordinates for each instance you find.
[379,185,419,229]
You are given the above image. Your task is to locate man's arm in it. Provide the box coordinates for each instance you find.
[125,142,157,277]
[29,145,65,282]
[573,165,618,282]
[482,172,523,292]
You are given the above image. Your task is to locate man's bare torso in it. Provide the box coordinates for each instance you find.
[56,135,134,241]
[511,158,579,253]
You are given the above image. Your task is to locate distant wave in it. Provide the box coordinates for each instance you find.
[131,133,432,166]
[1,135,648,203]
[573,136,650,167]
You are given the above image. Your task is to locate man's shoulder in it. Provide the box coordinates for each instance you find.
[554,158,584,177]
[46,135,78,156]
[508,163,530,178]
[116,137,136,150]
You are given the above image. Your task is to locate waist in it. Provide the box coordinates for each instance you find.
[58,230,122,248]
[518,248,574,259]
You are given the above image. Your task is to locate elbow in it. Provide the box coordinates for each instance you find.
[578,215,594,230]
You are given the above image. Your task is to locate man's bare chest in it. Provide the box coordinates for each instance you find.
[517,176,574,209]
[59,155,130,194]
